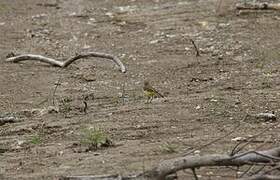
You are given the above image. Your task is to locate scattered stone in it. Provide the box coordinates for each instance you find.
[46,106,59,114]
[231,137,246,141]
[149,39,161,44]
[255,112,276,122]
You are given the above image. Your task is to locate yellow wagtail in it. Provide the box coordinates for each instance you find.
[143,81,164,103]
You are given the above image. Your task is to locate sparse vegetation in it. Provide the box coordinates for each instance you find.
[29,134,42,145]
[80,127,112,151]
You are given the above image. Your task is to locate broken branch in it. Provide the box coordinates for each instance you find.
[61,147,280,180]
[236,3,280,11]
[142,147,280,180]
[5,52,126,73]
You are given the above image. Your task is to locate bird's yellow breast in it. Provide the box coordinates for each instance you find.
[144,90,156,97]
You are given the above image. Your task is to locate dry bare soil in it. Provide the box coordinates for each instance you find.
[0,0,280,179]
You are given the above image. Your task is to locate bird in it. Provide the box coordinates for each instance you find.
[143,80,164,103]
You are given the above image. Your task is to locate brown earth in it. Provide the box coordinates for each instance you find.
[0,0,280,179]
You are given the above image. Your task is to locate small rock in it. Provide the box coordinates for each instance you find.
[210,99,218,102]
[17,140,26,146]
[231,137,246,141]
[149,39,160,44]
[105,12,114,18]
[47,106,59,114]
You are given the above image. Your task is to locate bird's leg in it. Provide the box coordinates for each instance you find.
[146,97,149,104]
[149,96,153,103]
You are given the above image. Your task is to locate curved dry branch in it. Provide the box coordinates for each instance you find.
[6,54,64,66]
[5,52,126,73]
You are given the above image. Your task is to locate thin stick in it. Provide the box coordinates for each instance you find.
[239,165,255,178]
[121,81,125,105]
[263,164,280,174]
[251,165,266,176]
[184,119,242,156]
[83,101,88,114]
[190,39,200,57]
[231,121,280,156]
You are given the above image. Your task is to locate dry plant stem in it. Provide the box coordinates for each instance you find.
[121,81,125,105]
[185,120,241,156]
[230,121,280,156]
[52,73,62,106]
[190,39,200,57]
[83,100,88,114]
[239,165,255,178]
[6,52,126,73]
[264,164,280,174]
[251,165,266,177]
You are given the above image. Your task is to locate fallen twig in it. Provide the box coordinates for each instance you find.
[5,52,126,73]
[230,121,280,156]
[236,3,280,11]
[0,115,20,126]
[185,117,242,156]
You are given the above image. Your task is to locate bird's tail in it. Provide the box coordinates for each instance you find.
[155,90,164,98]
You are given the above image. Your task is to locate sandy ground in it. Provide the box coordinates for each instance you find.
[0,0,280,179]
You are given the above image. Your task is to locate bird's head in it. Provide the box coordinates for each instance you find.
[144,80,150,86]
